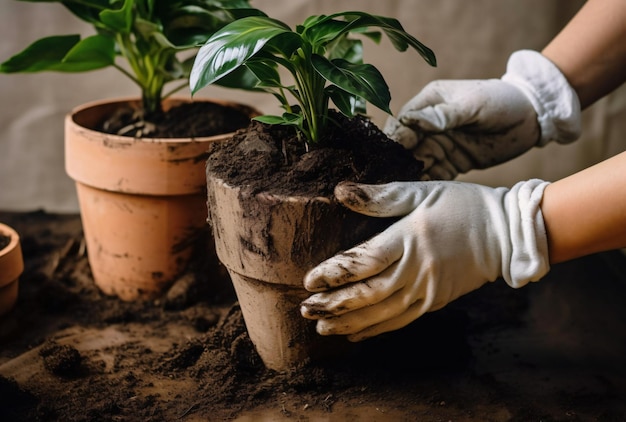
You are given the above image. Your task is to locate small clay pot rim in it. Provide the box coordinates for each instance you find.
[68,96,261,144]
[0,222,24,287]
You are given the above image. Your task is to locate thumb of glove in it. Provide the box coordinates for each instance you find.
[335,181,433,218]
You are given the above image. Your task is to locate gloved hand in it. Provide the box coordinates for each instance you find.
[384,50,581,180]
[300,179,551,342]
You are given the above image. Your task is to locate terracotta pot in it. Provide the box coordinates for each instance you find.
[0,223,24,316]
[206,174,391,371]
[65,97,258,301]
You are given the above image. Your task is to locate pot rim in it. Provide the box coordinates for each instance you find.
[0,222,24,287]
[68,96,260,143]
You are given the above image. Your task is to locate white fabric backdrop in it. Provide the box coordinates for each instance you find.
[2,0,624,212]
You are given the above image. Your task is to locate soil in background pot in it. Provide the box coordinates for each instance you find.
[0,233,9,251]
[99,100,253,138]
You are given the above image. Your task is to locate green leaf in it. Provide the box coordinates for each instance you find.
[213,65,264,91]
[190,16,295,94]
[360,30,382,44]
[280,112,303,125]
[19,0,106,24]
[299,14,327,30]
[0,34,112,73]
[245,59,281,88]
[206,0,257,10]
[162,5,230,40]
[254,112,302,127]
[160,4,267,47]
[326,85,366,117]
[302,17,353,46]
[253,114,287,125]
[62,34,116,68]
[16,0,75,2]
[99,0,133,34]
[135,17,176,48]
[315,12,437,66]
[312,55,391,114]
[327,36,363,63]
[59,1,109,28]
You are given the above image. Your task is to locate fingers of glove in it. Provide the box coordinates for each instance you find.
[312,280,429,338]
[412,133,475,180]
[347,300,432,342]
[301,270,404,319]
[400,105,457,132]
[383,117,419,150]
[303,230,404,291]
[426,162,459,181]
[383,115,401,135]
[334,181,431,217]
[409,135,453,175]
[435,128,537,171]
[409,136,443,172]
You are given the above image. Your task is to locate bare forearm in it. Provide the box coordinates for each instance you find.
[542,0,626,109]
[541,151,626,264]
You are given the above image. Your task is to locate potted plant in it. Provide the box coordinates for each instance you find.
[1,0,263,301]
[0,223,24,317]
[190,12,436,370]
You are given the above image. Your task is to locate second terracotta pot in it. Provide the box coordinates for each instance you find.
[65,97,258,301]
[0,222,24,316]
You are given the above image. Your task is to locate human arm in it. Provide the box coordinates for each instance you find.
[542,150,626,264]
[542,0,626,109]
[300,152,626,341]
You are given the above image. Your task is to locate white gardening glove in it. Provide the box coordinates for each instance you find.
[384,50,581,180]
[300,179,550,342]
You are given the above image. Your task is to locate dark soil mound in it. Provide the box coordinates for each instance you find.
[207,111,424,197]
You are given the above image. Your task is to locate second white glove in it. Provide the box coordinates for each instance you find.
[385,50,581,180]
[301,179,551,341]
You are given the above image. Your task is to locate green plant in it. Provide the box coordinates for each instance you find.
[0,0,263,118]
[190,11,436,146]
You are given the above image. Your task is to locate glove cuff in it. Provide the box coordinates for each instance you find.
[502,50,581,146]
[502,179,551,288]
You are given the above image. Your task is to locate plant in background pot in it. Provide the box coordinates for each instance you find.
[190,12,436,370]
[1,0,264,301]
[0,223,24,317]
